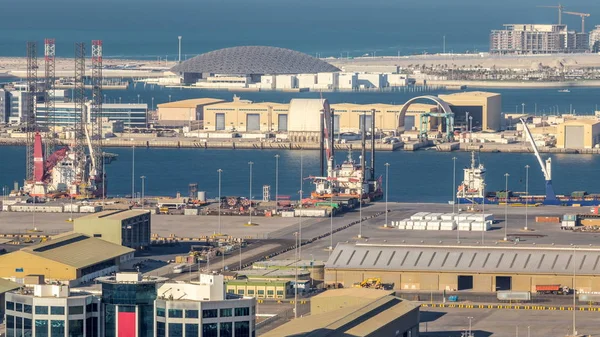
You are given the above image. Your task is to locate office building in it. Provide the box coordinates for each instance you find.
[86,102,148,128]
[262,288,420,337]
[73,210,152,249]
[0,278,21,318]
[156,274,256,337]
[97,272,168,337]
[0,89,9,123]
[8,91,32,124]
[0,233,135,285]
[490,24,587,54]
[590,25,600,51]
[4,283,101,337]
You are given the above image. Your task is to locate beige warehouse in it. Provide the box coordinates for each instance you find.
[156,98,224,123]
[326,243,600,293]
[556,119,600,149]
[438,91,502,131]
[203,96,290,132]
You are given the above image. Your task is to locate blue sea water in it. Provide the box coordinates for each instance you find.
[1,0,599,58]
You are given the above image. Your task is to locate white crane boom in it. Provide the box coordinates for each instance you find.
[520,118,551,181]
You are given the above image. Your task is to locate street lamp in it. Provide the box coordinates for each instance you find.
[468,316,473,337]
[522,102,525,114]
[504,173,509,241]
[140,176,146,209]
[131,138,135,203]
[137,94,140,104]
[275,154,279,213]
[119,97,122,104]
[465,112,469,131]
[481,182,486,245]
[469,116,473,133]
[217,169,223,235]
[385,163,390,227]
[168,94,172,102]
[572,244,577,337]
[525,165,530,231]
[294,231,299,319]
[248,162,254,225]
[151,97,154,111]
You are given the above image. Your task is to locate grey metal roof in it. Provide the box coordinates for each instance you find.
[171,46,340,75]
[326,243,600,276]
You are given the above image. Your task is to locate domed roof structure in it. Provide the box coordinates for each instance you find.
[171,46,339,75]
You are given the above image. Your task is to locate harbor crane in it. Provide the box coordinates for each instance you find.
[564,11,590,33]
[520,118,558,204]
[538,4,565,25]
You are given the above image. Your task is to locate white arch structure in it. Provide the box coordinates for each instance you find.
[397,95,454,134]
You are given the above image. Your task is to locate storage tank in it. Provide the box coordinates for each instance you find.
[197,191,206,202]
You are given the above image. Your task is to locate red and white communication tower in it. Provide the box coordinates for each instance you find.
[44,38,56,155]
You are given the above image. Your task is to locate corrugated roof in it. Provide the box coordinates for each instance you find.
[326,243,600,276]
[22,233,134,269]
[562,119,600,126]
[439,91,501,98]
[0,278,21,294]
[261,290,417,337]
[156,98,224,108]
[74,209,149,222]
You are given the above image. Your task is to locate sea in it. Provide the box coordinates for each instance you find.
[1,0,600,202]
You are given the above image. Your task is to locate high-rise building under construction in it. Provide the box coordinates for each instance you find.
[490,24,588,54]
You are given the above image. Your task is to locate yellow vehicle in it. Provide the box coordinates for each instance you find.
[352,278,383,289]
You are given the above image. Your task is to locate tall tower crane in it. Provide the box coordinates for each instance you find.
[564,11,591,33]
[538,4,566,25]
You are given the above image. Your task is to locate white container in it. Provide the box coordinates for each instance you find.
[413,226,426,230]
[184,208,199,216]
[425,213,441,220]
[441,214,455,221]
[281,211,295,218]
[457,214,470,221]
[404,223,413,230]
[440,221,457,230]
[410,212,429,221]
[426,221,440,230]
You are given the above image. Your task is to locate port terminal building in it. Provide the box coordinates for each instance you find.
[73,209,152,249]
[325,243,600,293]
[158,91,502,139]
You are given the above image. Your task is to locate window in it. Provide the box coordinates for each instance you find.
[185,310,198,318]
[156,322,166,337]
[85,317,98,337]
[235,321,250,337]
[85,303,98,313]
[202,309,218,318]
[35,320,48,337]
[185,323,199,337]
[276,290,284,297]
[220,308,232,317]
[168,323,182,337]
[50,307,65,315]
[24,304,32,314]
[156,307,165,317]
[237,289,245,295]
[267,290,274,296]
[50,320,65,337]
[7,301,14,310]
[227,289,235,294]
[257,290,265,296]
[68,319,83,337]
[168,309,183,318]
[69,306,84,315]
[36,306,49,315]
[220,322,233,337]
[247,289,255,295]
[235,307,250,316]
[202,323,218,337]
[16,302,22,312]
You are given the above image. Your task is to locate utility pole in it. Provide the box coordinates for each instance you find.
[178,36,182,63]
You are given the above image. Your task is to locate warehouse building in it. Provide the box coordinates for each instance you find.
[262,288,420,337]
[0,233,134,285]
[226,279,291,299]
[156,98,224,125]
[326,243,600,293]
[438,91,502,131]
[73,209,151,249]
[203,96,289,132]
[555,119,600,149]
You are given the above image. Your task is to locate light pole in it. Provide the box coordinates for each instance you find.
[525,165,530,231]
[572,245,577,337]
[178,36,182,63]
[137,94,140,104]
[482,182,486,245]
[468,316,473,337]
[275,154,279,213]
[131,139,135,203]
[294,231,299,319]
[168,94,172,102]
[465,112,469,131]
[298,190,303,258]
[217,169,222,235]
[299,149,303,258]
[151,97,154,111]
[248,162,253,225]
[329,192,334,253]
[358,192,363,239]
[469,116,473,133]
[119,97,122,104]
[140,176,146,209]
[504,173,509,241]
[452,157,457,217]
[522,102,525,114]
[385,163,390,227]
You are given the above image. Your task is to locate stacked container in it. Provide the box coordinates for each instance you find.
[426,221,441,230]
[411,212,430,221]
[458,221,472,231]
[440,221,457,230]
[413,221,427,230]
[470,221,492,231]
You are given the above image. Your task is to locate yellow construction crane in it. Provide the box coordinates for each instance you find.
[538,4,566,25]
[564,11,591,33]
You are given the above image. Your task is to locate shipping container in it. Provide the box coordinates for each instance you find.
[580,219,600,227]
[563,214,577,221]
[578,293,600,303]
[535,216,561,223]
[497,291,531,301]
